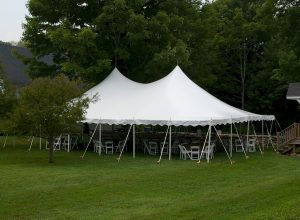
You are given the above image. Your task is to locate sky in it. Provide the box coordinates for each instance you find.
[0,0,28,42]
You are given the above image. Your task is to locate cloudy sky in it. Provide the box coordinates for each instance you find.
[0,0,28,42]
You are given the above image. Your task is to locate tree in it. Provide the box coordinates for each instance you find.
[22,0,203,83]
[0,61,16,119]
[204,0,270,110]
[10,75,93,163]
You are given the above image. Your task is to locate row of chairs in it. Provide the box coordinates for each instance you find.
[46,134,78,151]
[179,143,215,160]
[94,140,126,154]
[234,138,256,153]
[143,140,179,155]
[91,137,258,157]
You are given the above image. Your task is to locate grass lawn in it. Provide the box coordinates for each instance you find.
[1,136,300,220]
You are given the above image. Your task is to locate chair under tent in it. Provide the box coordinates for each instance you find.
[43,134,78,152]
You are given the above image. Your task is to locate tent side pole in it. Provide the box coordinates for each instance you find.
[68,134,70,152]
[207,125,212,163]
[213,126,233,164]
[230,121,233,158]
[233,123,248,159]
[246,121,250,153]
[262,120,264,150]
[81,123,99,158]
[275,119,282,131]
[169,125,172,161]
[99,123,102,155]
[39,124,42,150]
[157,125,170,164]
[117,124,133,162]
[133,124,136,159]
[3,133,8,148]
[251,121,263,155]
[198,127,209,163]
[270,120,274,136]
[265,121,276,152]
[29,136,34,151]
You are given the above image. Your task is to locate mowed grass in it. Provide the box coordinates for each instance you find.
[1,136,300,220]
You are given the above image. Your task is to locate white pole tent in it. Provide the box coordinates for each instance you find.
[81,66,275,162]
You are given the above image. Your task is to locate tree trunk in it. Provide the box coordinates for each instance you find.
[48,137,54,163]
[241,81,245,110]
[239,42,247,110]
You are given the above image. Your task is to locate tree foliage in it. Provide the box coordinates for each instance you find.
[0,62,16,119]
[21,0,300,127]
[22,0,202,82]
[10,75,93,162]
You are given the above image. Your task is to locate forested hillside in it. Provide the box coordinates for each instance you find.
[20,0,300,126]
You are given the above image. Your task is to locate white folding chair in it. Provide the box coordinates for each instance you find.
[70,136,78,150]
[171,140,179,153]
[178,145,191,160]
[61,135,69,151]
[160,142,169,155]
[235,139,244,152]
[148,141,158,155]
[53,136,62,150]
[201,143,215,159]
[114,141,125,153]
[94,140,103,154]
[190,146,200,160]
[248,138,256,152]
[143,140,149,154]
[105,141,114,154]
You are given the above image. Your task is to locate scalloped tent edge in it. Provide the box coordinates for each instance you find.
[82,66,275,126]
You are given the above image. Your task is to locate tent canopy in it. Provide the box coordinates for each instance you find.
[287,82,300,104]
[83,66,274,126]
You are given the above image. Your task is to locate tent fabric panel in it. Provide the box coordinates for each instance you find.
[83,66,275,126]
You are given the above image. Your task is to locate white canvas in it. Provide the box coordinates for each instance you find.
[83,66,274,126]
